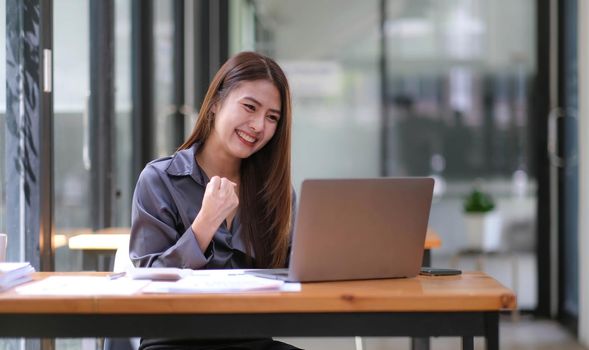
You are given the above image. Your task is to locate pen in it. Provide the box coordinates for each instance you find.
[107,272,126,280]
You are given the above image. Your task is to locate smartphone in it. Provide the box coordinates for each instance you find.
[419,267,462,276]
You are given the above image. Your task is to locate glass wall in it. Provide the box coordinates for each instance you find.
[53,0,91,271]
[153,1,177,157]
[385,0,535,182]
[385,0,538,309]
[53,0,134,274]
[115,0,133,228]
[0,4,14,350]
[247,0,382,193]
[0,0,6,237]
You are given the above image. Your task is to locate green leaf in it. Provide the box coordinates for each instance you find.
[464,189,495,213]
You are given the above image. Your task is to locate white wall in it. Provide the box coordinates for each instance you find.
[578,0,589,346]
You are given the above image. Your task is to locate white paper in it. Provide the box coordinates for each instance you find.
[279,282,302,292]
[126,267,192,281]
[16,276,149,296]
[189,269,253,277]
[142,273,296,294]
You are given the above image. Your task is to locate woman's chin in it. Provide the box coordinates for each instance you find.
[230,145,256,159]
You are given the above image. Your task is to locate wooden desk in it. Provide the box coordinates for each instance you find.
[0,272,515,350]
[69,229,441,251]
[68,228,130,271]
[68,233,129,250]
[69,228,443,271]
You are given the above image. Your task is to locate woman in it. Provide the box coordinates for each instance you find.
[130,51,299,350]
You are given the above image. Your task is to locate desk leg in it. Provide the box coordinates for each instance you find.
[82,251,115,271]
[411,337,430,350]
[422,249,431,267]
[82,251,100,271]
[461,336,473,350]
[484,312,499,350]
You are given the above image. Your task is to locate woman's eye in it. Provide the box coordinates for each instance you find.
[244,104,255,111]
[266,115,279,122]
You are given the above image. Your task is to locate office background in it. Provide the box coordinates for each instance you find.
[0,0,587,349]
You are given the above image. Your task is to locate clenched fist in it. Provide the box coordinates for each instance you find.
[191,176,239,251]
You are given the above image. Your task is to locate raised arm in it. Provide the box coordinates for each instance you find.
[129,166,212,269]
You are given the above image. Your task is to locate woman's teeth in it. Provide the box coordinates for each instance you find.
[237,130,257,143]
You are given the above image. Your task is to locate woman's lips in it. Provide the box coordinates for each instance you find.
[236,129,258,145]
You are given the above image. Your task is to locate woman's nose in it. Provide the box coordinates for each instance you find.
[248,114,264,131]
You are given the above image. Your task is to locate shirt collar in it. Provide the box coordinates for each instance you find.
[165,142,208,186]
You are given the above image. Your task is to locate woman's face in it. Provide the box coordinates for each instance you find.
[209,79,282,159]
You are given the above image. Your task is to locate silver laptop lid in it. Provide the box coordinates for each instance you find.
[288,178,434,282]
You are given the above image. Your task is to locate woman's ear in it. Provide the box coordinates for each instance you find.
[211,102,219,114]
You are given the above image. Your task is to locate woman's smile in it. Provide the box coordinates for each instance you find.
[235,129,258,145]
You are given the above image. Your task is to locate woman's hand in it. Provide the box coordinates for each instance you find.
[191,176,239,251]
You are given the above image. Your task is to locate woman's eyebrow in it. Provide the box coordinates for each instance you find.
[242,96,281,115]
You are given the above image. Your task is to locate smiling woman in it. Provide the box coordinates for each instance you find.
[205,79,281,160]
[129,51,299,350]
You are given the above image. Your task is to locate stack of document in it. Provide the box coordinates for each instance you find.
[0,262,35,292]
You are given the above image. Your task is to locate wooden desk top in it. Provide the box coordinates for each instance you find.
[68,234,129,250]
[0,272,515,314]
[67,227,130,251]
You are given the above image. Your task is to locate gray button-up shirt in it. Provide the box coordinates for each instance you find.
[130,143,255,269]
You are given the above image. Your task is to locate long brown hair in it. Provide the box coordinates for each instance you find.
[179,51,292,268]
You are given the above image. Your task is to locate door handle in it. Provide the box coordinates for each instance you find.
[83,94,91,170]
[548,107,578,168]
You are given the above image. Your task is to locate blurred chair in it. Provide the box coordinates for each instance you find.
[113,235,134,272]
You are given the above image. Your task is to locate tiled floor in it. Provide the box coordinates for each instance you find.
[421,315,587,350]
[279,315,588,350]
[494,316,586,350]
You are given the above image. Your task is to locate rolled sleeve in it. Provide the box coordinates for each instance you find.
[129,166,212,269]
[154,226,214,269]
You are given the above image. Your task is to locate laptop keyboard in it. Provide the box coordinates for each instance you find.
[254,269,288,276]
[245,268,289,279]
[263,269,288,276]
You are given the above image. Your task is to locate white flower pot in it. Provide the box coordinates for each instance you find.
[463,211,502,251]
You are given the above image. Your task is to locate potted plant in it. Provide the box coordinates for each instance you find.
[463,187,502,251]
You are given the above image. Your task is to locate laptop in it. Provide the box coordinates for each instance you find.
[246,177,434,282]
